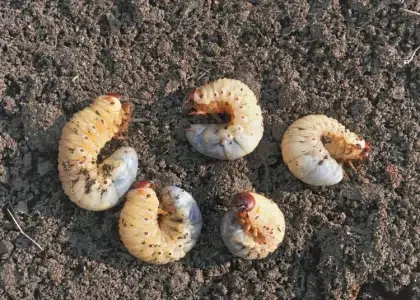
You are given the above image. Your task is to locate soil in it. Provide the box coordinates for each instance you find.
[1,0,420,299]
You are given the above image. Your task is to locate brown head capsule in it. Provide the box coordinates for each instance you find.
[233,192,256,212]
[132,180,155,190]
[106,93,121,99]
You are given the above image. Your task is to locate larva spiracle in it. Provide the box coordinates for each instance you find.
[281,114,370,186]
[58,94,138,211]
[220,192,286,260]
[185,78,264,160]
[119,181,203,264]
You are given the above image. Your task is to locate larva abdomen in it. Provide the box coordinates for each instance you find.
[186,78,264,160]
[58,94,138,211]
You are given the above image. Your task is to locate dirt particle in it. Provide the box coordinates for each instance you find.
[385,164,401,189]
[278,81,307,108]
[37,159,54,176]
[46,259,63,284]
[0,262,17,287]
[349,98,373,120]
[0,240,14,258]
[0,163,10,184]
[1,96,18,115]
[168,272,190,294]
[390,86,405,100]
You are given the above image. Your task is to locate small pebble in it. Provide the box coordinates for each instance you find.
[0,240,14,258]
[15,201,28,214]
[37,160,54,176]
[23,152,32,169]
[0,164,9,184]
[168,272,190,294]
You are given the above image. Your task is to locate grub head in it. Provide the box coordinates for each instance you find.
[233,192,255,212]
[106,93,121,99]
[132,180,156,190]
[360,141,371,160]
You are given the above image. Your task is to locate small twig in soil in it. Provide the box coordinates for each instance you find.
[403,45,420,65]
[400,8,420,17]
[197,70,209,81]
[132,117,149,123]
[6,208,43,251]
[162,140,175,154]
[187,70,209,81]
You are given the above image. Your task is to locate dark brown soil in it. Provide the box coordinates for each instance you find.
[1,1,420,299]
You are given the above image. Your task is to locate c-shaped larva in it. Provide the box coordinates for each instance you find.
[281,114,370,186]
[119,181,203,264]
[220,192,286,260]
[185,78,264,160]
[58,94,138,211]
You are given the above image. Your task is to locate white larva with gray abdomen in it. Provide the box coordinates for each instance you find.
[221,192,286,260]
[281,115,371,186]
[186,78,264,160]
[58,94,139,211]
[119,181,203,264]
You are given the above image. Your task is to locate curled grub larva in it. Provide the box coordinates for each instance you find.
[281,114,370,186]
[58,94,138,211]
[185,78,264,160]
[220,192,285,260]
[119,181,203,264]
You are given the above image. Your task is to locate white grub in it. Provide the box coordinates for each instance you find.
[58,94,138,211]
[186,78,263,160]
[221,192,285,260]
[281,114,370,186]
[119,181,203,264]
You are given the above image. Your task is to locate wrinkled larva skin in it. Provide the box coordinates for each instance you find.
[58,94,138,211]
[281,114,370,186]
[220,192,286,260]
[119,184,203,264]
[186,78,264,160]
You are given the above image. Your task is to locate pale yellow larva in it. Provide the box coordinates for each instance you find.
[281,114,370,186]
[185,78,264,160]
[58,94,138,211]
[220,192,286,260]
[119,181,203,265]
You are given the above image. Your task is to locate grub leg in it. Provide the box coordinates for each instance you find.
[158,208,169,216]
[347,161,370,184]
[189,110,207,116]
